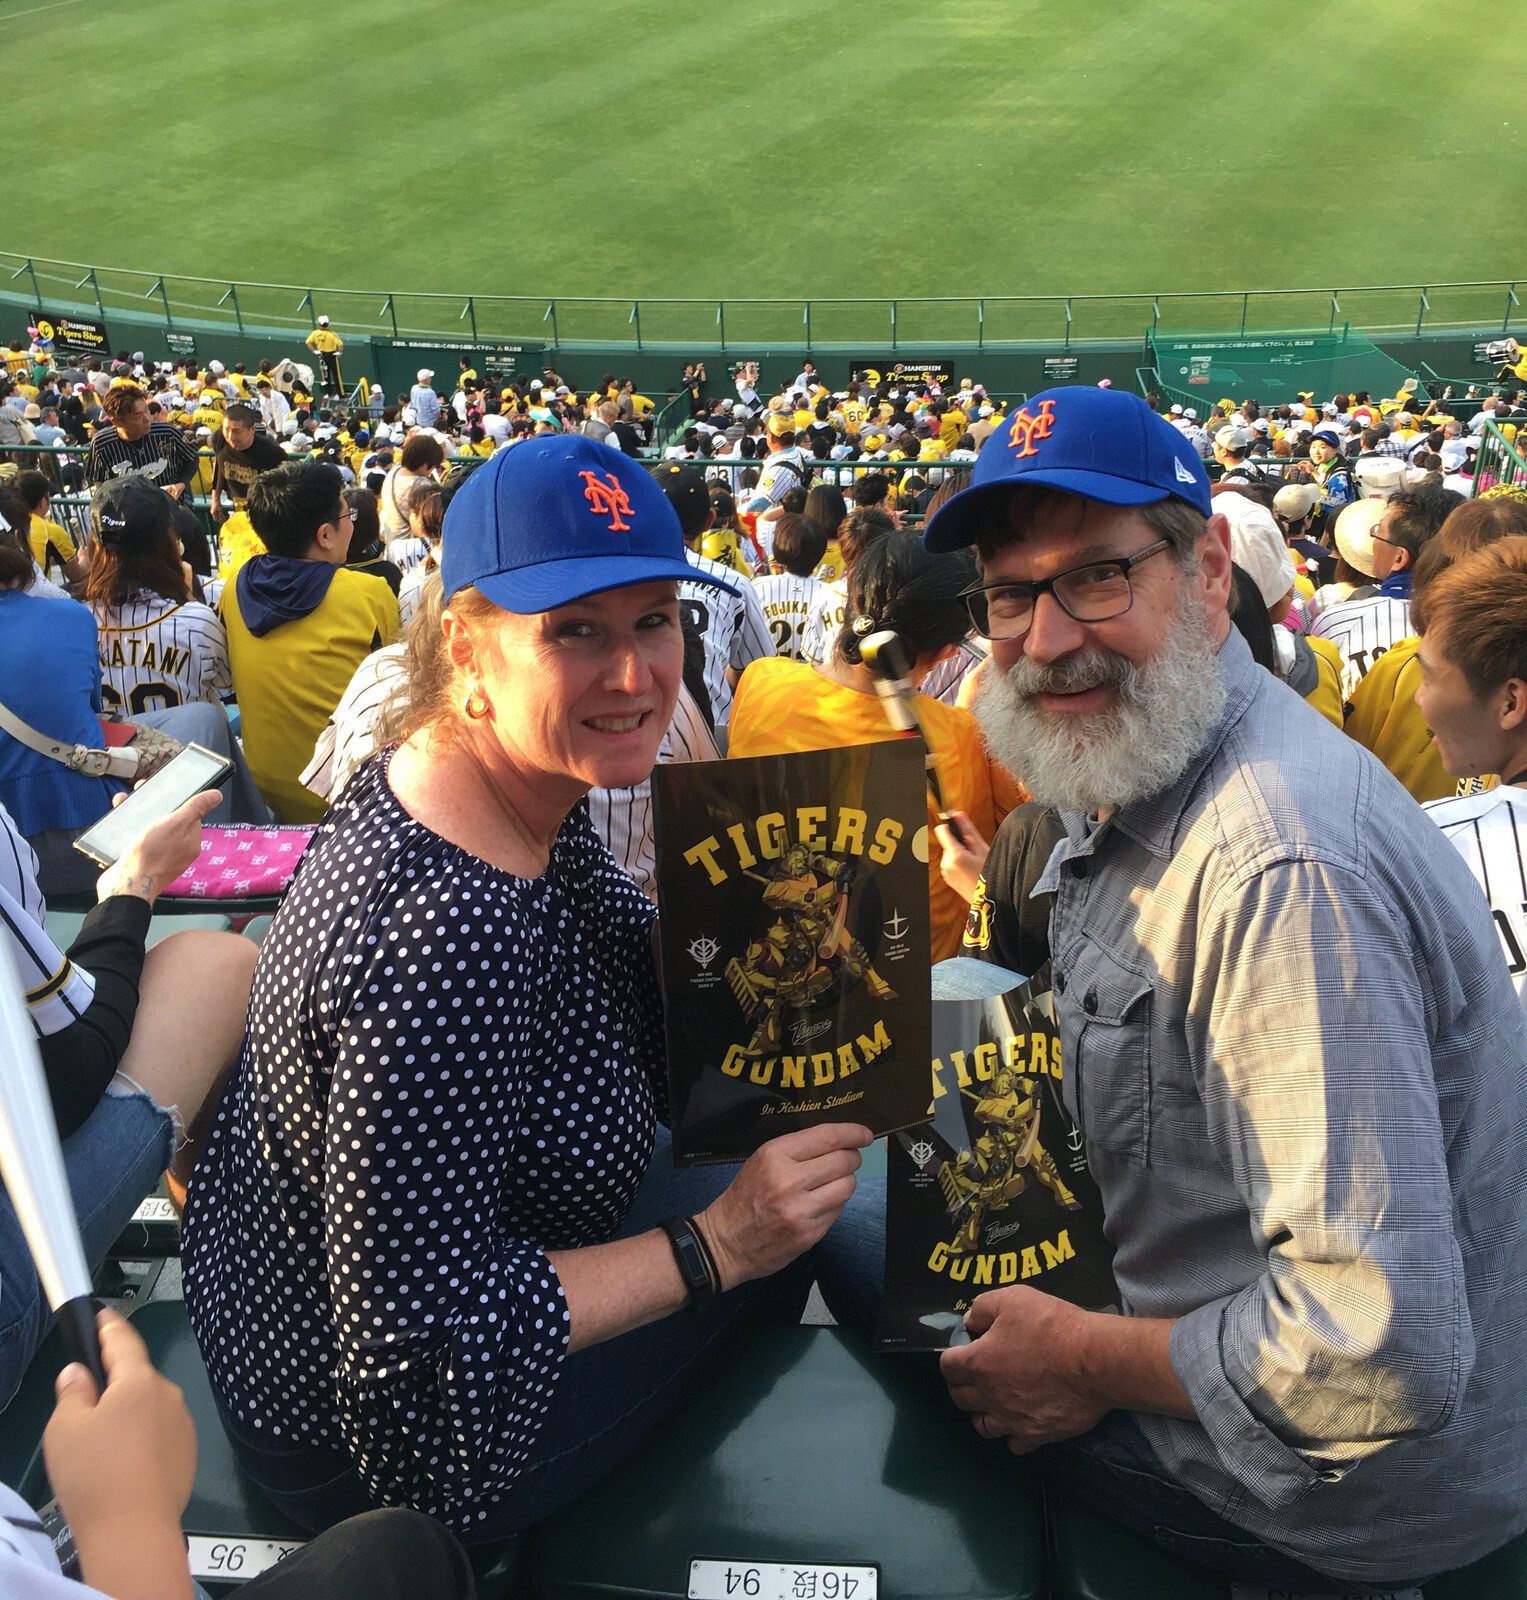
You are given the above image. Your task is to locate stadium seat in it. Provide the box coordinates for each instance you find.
[529,1321,1045,1600]
[1042,1482,1225,1600]
[0,1326,69,1493]
[43,907,235,948]
[119,1301,523,1599]
[1042,1476,1527,1598]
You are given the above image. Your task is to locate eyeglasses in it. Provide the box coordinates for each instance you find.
[959,539,1172,641]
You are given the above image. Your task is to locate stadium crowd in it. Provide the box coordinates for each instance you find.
[4,316,1527,1598]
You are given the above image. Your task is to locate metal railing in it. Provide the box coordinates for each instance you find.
[3,250,1523,350]
[1472,421,1527,495]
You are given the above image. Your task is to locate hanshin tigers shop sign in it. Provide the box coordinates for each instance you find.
[653,741,932,1165]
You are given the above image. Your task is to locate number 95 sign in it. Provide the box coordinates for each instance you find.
[689,1559,878,1600]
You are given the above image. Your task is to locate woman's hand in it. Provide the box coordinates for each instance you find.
[698,1122,872,1289]
[44,1309,197,1600]
[935,810,990,905]
[96,789,220,907]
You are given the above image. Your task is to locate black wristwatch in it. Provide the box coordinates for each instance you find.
[661,1215,718,1311]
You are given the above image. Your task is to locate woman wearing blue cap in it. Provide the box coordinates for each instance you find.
[182,435,874,1540]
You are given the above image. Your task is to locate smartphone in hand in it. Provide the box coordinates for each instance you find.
[72,743,233,867]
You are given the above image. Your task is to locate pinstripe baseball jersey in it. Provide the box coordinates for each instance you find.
[299,645,407,804]
[919,638,987,706]
[1425,785,1527,1016]
[587,685,719,901]
[679,550,771,724]
[798,577,848,665]
[752,572,829,662]
[0,803,94,1037]
[1309,590,1411,700]
[92,595,231,713]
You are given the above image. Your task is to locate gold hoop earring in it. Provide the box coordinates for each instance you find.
[463,686,490,720]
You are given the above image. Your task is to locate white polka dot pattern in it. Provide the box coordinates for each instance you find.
[182,747,667,1528]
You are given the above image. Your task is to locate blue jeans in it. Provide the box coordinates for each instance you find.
[0,1087,173,1408]
[830,1201,1411,1593]
[220,1129,885,1543]
[1037,1412,1419,1594]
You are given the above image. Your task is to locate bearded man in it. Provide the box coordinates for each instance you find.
[920,387,1527,1591]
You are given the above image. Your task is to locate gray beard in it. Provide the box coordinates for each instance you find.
[973,591,1228,815]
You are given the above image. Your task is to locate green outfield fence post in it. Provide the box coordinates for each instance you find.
[146,277,172,326]
[381,295,398,337]
[1064,298,1073,349]
[717,302,725,349]
[76,270,104,319]
[1328,291,1340,333]
[1239,292,1249,335]
[1416,289,1430,338]
[804,302,811,352]
[977,299,984,352]
[1506,285,1520,332]
[630,302,642,353]
[298,291,316,328]
[11,260,42,312]
[218,285,244,336]
[462,298,478,341]
[544,300,558,347]
[891,300,898,349]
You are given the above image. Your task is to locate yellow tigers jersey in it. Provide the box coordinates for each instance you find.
[1302,633,1345,729]
[1342,635,1456,803]
[698,525,751,574]
[305,328,343,353]
[28,514,75,569]
[222,566,398,822]
[838,401,867,436]
[814,540,845,583]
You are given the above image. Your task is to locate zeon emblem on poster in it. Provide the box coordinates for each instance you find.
[653,741,932,1166]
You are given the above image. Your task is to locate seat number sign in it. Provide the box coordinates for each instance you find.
[689,1559,878,1600]
[187,1536,305,1581]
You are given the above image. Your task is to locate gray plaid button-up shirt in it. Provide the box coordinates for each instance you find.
[1033,627,1527,1583]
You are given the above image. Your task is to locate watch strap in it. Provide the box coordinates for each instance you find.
[660,1215,717,1311]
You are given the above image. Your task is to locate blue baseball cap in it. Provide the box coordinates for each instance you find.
[439,434,729,612]
[923,387,1213,552]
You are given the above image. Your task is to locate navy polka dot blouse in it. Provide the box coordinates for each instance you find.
[183,748,667,1528]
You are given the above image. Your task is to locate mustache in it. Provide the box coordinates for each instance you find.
[1004,644,1140,701]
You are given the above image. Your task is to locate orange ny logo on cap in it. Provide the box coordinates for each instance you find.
[1007,399,1057,458]
[579,470,634,532]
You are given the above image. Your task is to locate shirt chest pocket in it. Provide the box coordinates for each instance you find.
[1068,955,1154,1167]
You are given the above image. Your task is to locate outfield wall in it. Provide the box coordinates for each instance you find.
[0,285,1510,411]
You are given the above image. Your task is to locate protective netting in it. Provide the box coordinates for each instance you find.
[1147,325,1420,408]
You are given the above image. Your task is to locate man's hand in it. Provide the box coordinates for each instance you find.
[939,1286,1110,1452]
[940,1287,1192,1452]
[162,482,185,500]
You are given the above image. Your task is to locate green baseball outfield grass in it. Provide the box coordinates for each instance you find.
[1,0,1521,309]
